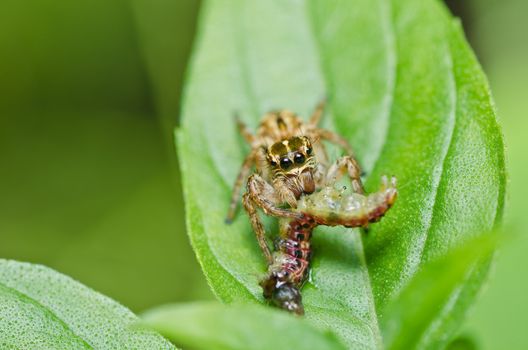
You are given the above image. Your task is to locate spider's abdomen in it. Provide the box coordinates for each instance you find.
[256,110,305,143]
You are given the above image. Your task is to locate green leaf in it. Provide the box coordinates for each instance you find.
[0,260,175,349]
[380,232,498,350]
[142,302,346,350]
[177,0,505,348]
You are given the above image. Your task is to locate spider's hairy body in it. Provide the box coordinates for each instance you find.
[247,110,319,206]
[227,101,365,263]
[255,110,304,145]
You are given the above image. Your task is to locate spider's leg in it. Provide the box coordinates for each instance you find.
[309,99,326,127]
[316,128,355,155]
[243,192,273,264]
[325,156,365,194]
[235,114,256,145]
[247,174,300,219]
[243,174,299,264]
[313,162,328,190]
[226,151,255,223]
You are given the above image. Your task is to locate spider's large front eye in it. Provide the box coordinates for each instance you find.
[294,153,305,164]
[280,157,292,170]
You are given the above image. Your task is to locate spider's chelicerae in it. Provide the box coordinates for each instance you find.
[226,101,365,263]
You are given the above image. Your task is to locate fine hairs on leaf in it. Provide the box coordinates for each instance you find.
[177,0,504,348]
[0,260,175,349]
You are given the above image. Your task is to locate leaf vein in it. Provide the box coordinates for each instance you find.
[413,27,458,278]
[0,280,94,349]
[368,0,398,175]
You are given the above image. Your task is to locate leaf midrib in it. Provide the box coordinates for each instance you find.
[232,2,261,121]
[410,10,458,288]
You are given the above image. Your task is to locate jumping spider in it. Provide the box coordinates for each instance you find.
[226,101,365,264]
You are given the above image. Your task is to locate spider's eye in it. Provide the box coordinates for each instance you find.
[269,159,277,167]
[294,153,305,164]
[306,147,312,155]
[280,157,292,170]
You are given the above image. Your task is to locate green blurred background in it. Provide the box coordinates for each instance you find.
[0,1,525,349]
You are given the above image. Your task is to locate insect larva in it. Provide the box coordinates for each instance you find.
[260,176,397,314]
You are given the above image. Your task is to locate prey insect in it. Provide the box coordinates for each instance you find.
[260,176,397,315]
[226,101,365,264]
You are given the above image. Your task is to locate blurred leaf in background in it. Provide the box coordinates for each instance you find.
[131,0,199,147]
[0,0,211,312]
[460,0,528,349]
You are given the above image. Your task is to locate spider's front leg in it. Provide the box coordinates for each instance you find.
[243,174,301,264]
[226,151,256,224]
[324,155,365,194]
